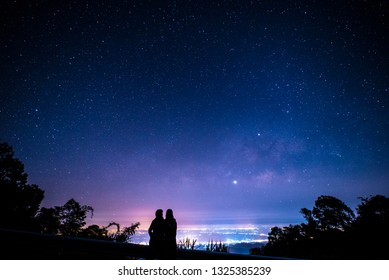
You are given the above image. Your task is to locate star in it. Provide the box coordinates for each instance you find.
[0,0,387,230]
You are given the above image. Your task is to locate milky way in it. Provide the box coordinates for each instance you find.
[1,1,388,228]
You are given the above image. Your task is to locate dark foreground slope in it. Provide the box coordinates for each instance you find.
[0,228,287,260]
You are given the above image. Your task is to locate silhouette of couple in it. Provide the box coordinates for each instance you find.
[148,208,177,259]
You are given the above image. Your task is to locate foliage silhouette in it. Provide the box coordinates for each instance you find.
[177,237,197,250]
[302,195,355,231]
[206,240,229,253]
[252,194,389,259]
[0,141,44,231]
[78,222,140,242]
[355,195,389,226]
[1,142,139,244]
[81,224,107,239]
[105,222,140,243]
[38,200,140,241]
[347,195,389,258]
[37,198,93,236]
[36,207,60,234]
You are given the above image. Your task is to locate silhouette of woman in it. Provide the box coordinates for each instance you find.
[148,209,165,259]
[165,208,177,259]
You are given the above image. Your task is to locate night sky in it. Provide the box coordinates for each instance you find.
[1,1,388,229]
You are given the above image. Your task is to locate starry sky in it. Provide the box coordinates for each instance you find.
[1,0,388,229]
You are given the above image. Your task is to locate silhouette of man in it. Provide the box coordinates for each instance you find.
[148,209,165,259]
[165,209,177,259]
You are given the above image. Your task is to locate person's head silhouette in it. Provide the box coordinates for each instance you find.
[155,209,163,218]
[166,209,174,220]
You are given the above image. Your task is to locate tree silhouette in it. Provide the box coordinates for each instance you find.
[1,141,141,255]
[38,200,140,241]
[301,195,355,231]
[267,226,284,244]
[348,195,389,257]
[37,198,94,236]
[355,195,389,226]
[263,224,309,258]
[37,198,93,236]
[56,198,94,236]
[254,194,389,259]
[255,195,389,259]
[36,207,60,234]
[0,141,44,230]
